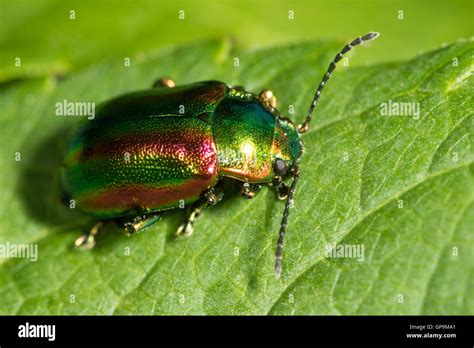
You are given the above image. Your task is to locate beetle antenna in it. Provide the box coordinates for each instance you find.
[298,32,380,133]
[275,166,300,278]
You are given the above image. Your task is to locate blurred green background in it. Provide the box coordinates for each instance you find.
[0,0,472,82]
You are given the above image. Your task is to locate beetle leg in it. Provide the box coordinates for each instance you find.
[74,221,103,249]
[175,201,205,238]
[240,182,262,199]
[276,183,289,200]
[175,184,224,238]
[152,77,176,88]
[259,89,277,109]
[272,177,289,200]
[119,212,162,235]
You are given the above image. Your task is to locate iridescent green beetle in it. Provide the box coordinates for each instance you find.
[62,32,379,277]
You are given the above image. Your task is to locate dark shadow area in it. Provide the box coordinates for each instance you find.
[17,123,85,227]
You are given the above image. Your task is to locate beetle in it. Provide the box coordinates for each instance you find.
[61,32,379,277]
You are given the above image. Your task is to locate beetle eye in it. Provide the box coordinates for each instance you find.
[274,159,287,176]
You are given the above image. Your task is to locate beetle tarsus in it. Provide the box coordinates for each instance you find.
[152,77,176,88]
[119,212,162,235]
[74,221,103,250]
[175,184,224,238]
[259,89,277,109]
[277,183,289,200]
[240,182,262,199]
[175,205,203,238]
[271,175,290,200]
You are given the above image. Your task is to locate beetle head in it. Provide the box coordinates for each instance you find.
[271,116,303,183]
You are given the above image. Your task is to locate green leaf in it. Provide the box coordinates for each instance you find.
[2,0,473,82]
[0,39,472,315]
